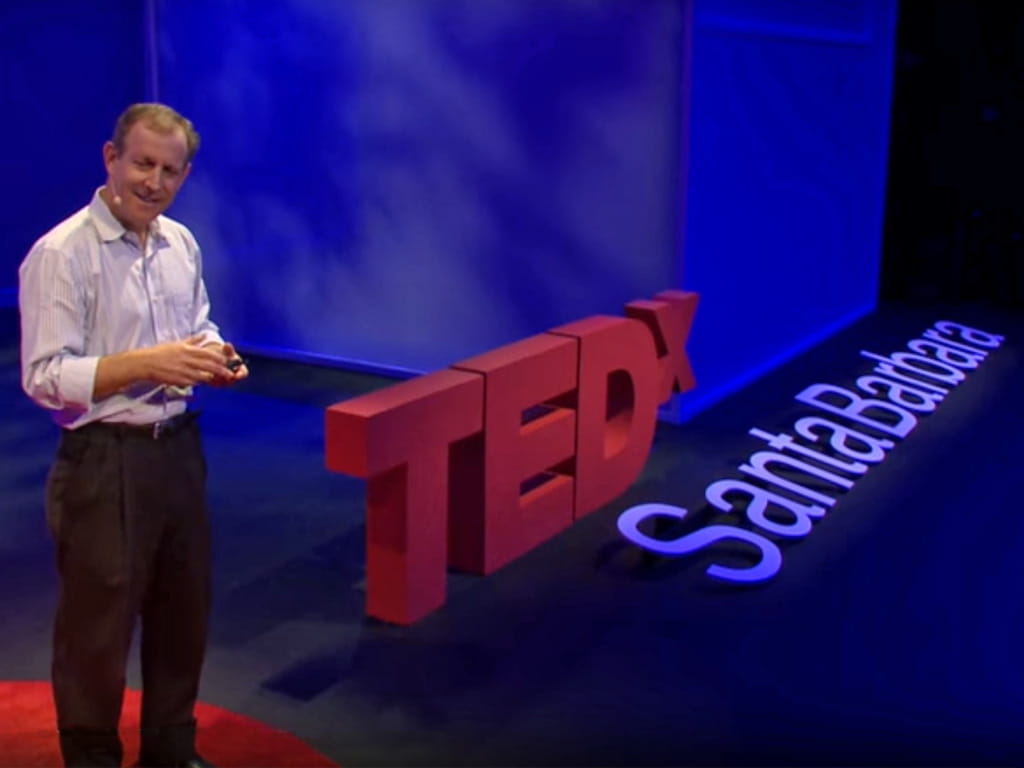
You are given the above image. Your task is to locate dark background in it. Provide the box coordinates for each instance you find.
[883,0,1024,309]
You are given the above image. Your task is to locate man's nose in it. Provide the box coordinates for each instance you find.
[145,168,162,188]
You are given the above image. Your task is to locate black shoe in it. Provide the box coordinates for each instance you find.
[135,755,216,768]
[138,719,214,767]
[58,727,123,767]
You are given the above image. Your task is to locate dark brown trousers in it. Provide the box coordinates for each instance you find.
[46,413,210,765]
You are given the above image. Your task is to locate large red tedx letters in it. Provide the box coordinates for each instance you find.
[324,290,699,625]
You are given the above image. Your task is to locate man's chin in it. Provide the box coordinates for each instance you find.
[133,200,164,215]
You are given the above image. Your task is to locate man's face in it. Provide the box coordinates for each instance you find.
[103,121,191,234]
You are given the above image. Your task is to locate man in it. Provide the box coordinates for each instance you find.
[19,103,247,768]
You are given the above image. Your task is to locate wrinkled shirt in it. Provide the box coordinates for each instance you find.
[19,188,224,428]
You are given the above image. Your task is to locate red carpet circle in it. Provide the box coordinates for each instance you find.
[0,681,339,767]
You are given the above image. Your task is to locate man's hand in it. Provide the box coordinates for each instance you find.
[204,341,249,387]
[94,335,234,399]
[143,336,234,386]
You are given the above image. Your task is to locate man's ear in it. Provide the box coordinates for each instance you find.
[102,141,117,174]
[181,162,192,183]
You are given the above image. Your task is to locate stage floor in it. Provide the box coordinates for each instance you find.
[2,301,1022,767]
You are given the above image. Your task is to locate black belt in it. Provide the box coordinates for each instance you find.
[74,410,200,441]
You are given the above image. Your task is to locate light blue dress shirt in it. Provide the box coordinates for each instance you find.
[19,188,224,429]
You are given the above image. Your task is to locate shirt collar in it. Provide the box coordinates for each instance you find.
[88,187,167,245]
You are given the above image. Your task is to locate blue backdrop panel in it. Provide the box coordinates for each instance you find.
[678,0,898,419]
[155,0,686,374]
[0,0,146,306]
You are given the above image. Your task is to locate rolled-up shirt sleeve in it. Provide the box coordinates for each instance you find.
[19,245,99,413]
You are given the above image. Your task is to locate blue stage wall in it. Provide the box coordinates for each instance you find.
[677,0,898,419]
[154,0,687,376]
[1,1,898,423]
[0,0,146,307]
